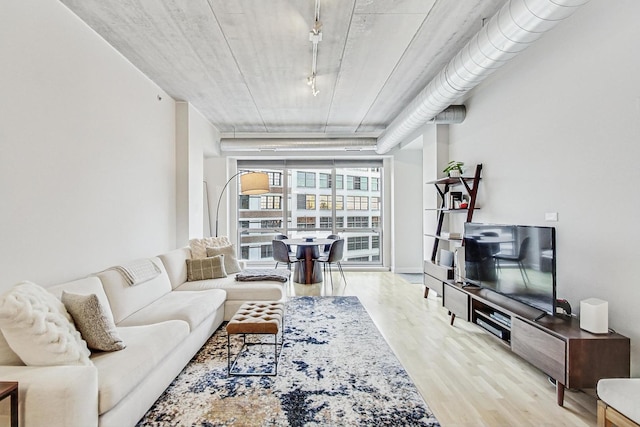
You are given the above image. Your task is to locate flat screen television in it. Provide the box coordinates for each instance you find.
[463,223,557,315]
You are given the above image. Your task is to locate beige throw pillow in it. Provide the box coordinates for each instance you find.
[206,245,242,274]
[61,291,125,352]
[186,255,227,281]
[0,282,91,366]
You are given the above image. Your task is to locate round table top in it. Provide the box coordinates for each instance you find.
[282,238,334,246]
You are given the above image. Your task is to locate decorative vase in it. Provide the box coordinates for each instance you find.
[449,169,461,178]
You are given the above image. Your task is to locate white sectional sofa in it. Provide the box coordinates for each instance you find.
[0,243,286,427]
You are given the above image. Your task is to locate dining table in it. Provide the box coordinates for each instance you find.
[282,238,334,284]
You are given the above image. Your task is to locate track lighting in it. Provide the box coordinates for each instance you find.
[307,0,321,97]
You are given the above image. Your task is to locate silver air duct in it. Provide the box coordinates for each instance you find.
[375,0,590,154]
[220,138,377,152]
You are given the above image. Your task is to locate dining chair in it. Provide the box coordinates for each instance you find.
[315,239,346,288]
[272,240,299,270]
[321,234,340,257]
[274,233,294,256]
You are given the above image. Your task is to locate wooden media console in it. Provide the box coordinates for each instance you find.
[442,281,630,406]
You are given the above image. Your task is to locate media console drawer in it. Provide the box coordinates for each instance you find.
[444,284,469,321]
[423,273,444,295]
[511,317,565,383]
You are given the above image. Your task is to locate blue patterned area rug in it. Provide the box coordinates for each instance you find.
[137,296,440,426]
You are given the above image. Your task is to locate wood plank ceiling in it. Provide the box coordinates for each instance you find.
[60,0,505,137]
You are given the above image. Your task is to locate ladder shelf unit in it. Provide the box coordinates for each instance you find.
[423,163,482,298]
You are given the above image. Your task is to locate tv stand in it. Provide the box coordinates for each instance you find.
[442,281,630,405]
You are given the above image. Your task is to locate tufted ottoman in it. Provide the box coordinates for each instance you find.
[226,301,285,376]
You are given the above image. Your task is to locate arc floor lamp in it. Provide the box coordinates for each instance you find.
[213,171,270,237]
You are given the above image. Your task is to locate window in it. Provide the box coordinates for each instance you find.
[320,217,332,229]
[297,171,315,188]
[261,245,273,258]
[268,172,282,186]
[319,173,331,189]
[260,195,281,209]
[319,195,332,210]
[347,216,369,228]
[347,196,368,210]
[297,217,315,229]
[371,177,379,191]
[347,175,368,190]
[261,220,282,229]
[347,236,369,250]
[296,194,316,210]
[371,197,380,210]
[236,163,383,267]
[239,196,250,209]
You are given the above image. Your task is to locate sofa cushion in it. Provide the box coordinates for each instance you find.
[97,258,171,324]
[116,289,226,330]
[598,378,640,423]
[0,282,91,366]
[175,274,284,302]
[206,245,242,274]
[158,247,191,289]
[186,255,227,281]
[47,276,116,325]
[61,291,125,352]
[91,320,190,415]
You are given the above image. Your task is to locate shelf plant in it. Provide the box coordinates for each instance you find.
[443,160,464,177]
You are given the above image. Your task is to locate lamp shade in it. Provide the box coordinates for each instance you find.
[240,172,270,195]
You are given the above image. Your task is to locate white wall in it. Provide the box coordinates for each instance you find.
[448,0,640,374]
[203,157,230,239]
[0,0,176,291]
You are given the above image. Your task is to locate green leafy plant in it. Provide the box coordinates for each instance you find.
[443,161,464,175]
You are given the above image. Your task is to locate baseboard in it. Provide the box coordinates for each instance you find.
[393,268,422,274]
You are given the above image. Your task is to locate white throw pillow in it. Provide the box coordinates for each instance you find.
[189,237,231,259]
[0,331,23,365]
[0,282,91,366]
[206,244,242,274]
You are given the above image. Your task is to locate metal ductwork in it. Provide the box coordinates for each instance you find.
[220,138,377,152]
[427,105,466,124]
[375,0,590,154]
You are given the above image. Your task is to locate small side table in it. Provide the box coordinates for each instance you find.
[0,382,18,427]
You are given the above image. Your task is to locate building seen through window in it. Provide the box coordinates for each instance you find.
[236,161,383,266]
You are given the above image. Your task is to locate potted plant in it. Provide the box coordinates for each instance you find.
[443,161,464,178]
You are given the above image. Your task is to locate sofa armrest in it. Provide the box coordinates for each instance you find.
[0,365,98,427]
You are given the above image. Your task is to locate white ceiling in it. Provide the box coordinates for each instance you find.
[60,0,505,139]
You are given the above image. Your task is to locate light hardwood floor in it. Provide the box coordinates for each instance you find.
[287,272,597,427]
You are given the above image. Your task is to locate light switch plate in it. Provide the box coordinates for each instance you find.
[545,212,558,221]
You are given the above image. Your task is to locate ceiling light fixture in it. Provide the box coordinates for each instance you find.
[307,0,322,96]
